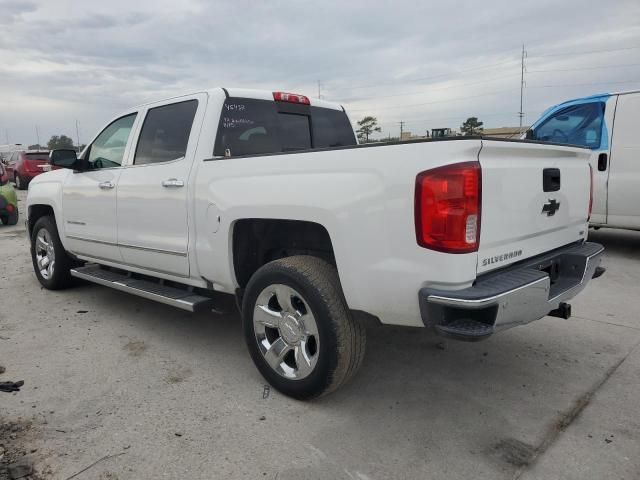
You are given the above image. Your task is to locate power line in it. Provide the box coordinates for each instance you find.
[529,45,640,58]
[326,58,519,92]
[528,79,640,89]
[528,62,640,73]
[383,111,543,126]
[340,72,521,103]
[349,89,520,112]
[349,78,640,113]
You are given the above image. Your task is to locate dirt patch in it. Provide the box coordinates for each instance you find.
[489,438,536,467]
[122,341,147,357]
[0,417,47,479]
[164,367,192,384]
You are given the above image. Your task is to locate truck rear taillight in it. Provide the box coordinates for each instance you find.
[273,91,310,105]
[588,164,593,221]
[415,162,481,253]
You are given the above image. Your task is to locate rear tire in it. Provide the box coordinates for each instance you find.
[242,255,366,399]
[30,215,74,290]
[15,174,26,190]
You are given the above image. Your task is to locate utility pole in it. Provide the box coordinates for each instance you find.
[519,44,527,129]
[75,120,81,152]
[5,129,8,144]
[35,125,40,148]
[317,80,323,100]
[399,121,405,140]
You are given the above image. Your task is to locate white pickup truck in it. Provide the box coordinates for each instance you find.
[27,88,604,399]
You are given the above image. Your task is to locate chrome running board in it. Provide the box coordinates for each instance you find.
[70,264,215,312]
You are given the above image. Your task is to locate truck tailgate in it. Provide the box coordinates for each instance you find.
[477,140,591,274]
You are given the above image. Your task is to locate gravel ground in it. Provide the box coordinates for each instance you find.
[1,189,639,480]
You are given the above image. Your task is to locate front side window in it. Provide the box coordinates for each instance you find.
[532,102,605,149]
[87,114,137,169]
[134,100,198,165]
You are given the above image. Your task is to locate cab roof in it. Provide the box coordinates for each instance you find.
[135,87,345,112]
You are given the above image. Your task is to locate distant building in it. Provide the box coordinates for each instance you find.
[481,127,529,139]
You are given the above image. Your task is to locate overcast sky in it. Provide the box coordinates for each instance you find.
[1,0,639,145]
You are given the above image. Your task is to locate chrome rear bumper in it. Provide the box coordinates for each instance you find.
[419,242,604,340]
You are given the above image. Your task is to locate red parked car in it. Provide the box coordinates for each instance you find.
[4,150,51,190]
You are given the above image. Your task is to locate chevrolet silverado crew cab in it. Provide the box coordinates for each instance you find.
[27,88,604,399]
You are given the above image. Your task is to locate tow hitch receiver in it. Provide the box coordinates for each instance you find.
[548,302,571,320]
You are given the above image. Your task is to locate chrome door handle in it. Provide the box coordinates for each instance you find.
[162,178,184,188]
[99,181,115,190]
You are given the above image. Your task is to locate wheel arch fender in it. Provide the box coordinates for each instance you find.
[26,180,65,245]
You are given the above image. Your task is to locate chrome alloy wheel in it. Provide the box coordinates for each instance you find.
[35,228,55,280]
[253,284,320,380]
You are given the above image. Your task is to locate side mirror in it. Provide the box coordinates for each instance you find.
[49,149,78,169]
[525,129,534,140]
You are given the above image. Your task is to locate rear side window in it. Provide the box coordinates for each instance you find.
[25,153,49,161]
[134,100,198,165]
[312,107,357,148]
[214,98,356,157]
[532,102,605,149]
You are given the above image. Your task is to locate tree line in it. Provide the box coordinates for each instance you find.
[356,116,484,143]
[29,135,85,152]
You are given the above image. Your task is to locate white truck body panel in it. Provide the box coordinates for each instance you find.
[28,87,595,328]
[477,141,590,274]
[607,92,640,230]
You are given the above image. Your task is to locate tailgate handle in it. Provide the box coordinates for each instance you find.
[543,168,561,192]
[598,153,608,171]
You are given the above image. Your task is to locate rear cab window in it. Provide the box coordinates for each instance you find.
[531,102,605,149]
[214,98,356,157]
[25,152,50,161]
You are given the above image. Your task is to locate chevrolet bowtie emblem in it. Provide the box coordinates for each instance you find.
[542,199,560,216]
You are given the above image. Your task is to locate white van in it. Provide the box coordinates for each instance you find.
[527,90,640,231]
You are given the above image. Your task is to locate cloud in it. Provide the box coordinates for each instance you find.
[0,0,639,144]
[0,0,38,25]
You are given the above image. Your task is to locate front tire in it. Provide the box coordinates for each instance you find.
[242,256,366,399]
[30,216,74,290]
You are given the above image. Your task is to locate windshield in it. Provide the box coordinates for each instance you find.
[531,102,605,149]
[214,98,356,157]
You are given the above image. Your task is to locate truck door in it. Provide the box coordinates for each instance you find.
[62,113,138,262]
[116,94,204,278]
[607,92,640,229]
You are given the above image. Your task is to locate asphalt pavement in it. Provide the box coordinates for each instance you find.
[1,189,639,479]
